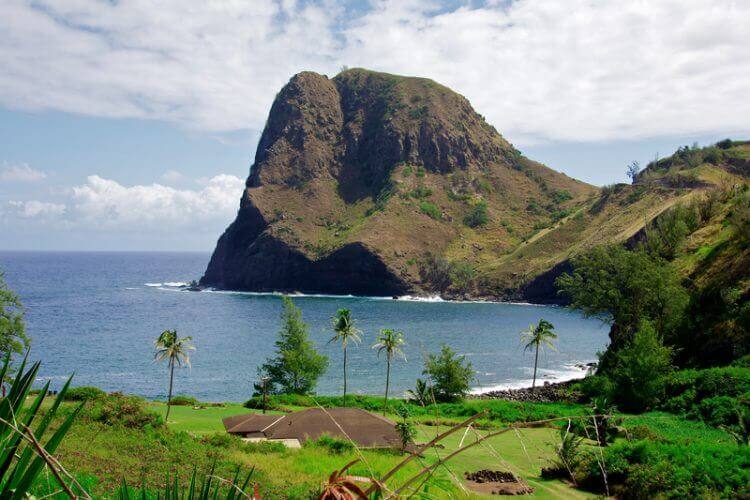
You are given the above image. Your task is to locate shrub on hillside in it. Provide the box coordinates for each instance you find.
[419,200,441,219]
[82,392,162,429]
[657,366,750,428]
[463,200,488,228]
[609,320,674,412]
[64,386,105,401]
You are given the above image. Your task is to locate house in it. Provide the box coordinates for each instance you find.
[222,407,402,449]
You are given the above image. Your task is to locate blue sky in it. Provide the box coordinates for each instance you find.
[1,0,749,251]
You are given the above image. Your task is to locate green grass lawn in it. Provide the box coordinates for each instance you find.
[146,402,265,435]
[144,399,592,498]
[45,395,740,498]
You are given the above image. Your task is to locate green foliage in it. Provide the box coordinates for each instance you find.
[64,386,106,401]
[423,344,474,403]
[552,189,573,204]
[609,320,674,412]
[463,200,489,228]
[409,184,433,199]
[117,466,256,499]
[660,366,750,426]
[573,437,750,498]
[169,395,199,406]
[394,405,416,451]
[641,203,699,259]
[520,319,557,389]
[728,192,750,246]
[260,297,328,395]
[0,354,83,497]
[0,271,29,356]
[448,261,475,293]
[556,246,688,352]
[406,378,430,406]
[304,434,355,455]
[415,166,426,178]
[82,392,163,429]
[419,200,441,219]
[419,253,451,292]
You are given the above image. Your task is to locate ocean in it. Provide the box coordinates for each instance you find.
[0,251,608,402]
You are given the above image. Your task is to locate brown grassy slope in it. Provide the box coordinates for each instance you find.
[482,141,750,301]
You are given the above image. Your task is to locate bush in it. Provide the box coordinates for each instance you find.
[573,439,750,498]
[660,367,750,425]
[609,320,674,412]
[423,344,474,402]
[419,201,441,219]
[463,200,488,228]
[304,434,354,454]
[577,375,614,400]
[82,392,162,429]
[169,395,199,406]
[64,386,105,401]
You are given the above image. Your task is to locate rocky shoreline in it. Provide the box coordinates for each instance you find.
[472,365,596,403]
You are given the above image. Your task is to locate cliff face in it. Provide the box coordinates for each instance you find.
[201,69,595,296]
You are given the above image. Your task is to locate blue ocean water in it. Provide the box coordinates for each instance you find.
[0,251,608,402]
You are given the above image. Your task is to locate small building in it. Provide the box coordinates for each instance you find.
[222,407,402,449]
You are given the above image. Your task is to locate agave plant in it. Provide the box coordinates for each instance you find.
[0,352,86,498]
[318,459,368,500]
[117,464,258,499]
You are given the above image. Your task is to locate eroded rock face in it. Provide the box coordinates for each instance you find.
[201,69,592,296]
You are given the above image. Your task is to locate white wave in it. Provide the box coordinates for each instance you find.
[144,282,162,287]
[396,294,445,302]
[163,281,188,287]
[470,361,596,394]
[124,287,138,290]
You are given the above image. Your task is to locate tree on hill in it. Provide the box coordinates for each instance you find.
[423,344,474,402]
[626,160,641,183]
[372,329,406,413]
[154,329,194,422]
[329,308,361,406]
[261,297,328,395]
[610,320,674,412]
[521,319,557,390]
[556,246,688,369]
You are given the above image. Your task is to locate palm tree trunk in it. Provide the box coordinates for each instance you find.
[343,346,348,407]
[384,355,391,415]
[532,341,539,390]
[166,360,175,422]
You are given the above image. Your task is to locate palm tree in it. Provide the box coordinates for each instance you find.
[372,329,406,414]
[521,319,557,390]
[329,309,361,407]
[154,329,195,421]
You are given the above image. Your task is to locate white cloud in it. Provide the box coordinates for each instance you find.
[6,200,65,218]
[0,1,748,144]
[0,163,47,182]
[4,174,245,231]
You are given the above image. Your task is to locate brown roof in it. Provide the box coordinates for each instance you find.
[222,413,283,434]
[223,408,401,448]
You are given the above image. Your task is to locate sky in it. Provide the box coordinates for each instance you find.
[1,0,749,251]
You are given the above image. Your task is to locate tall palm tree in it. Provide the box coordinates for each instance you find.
[372,329,406,414]
[329,309,361,407]
[521,319,557,390]
[154,329,195,421]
